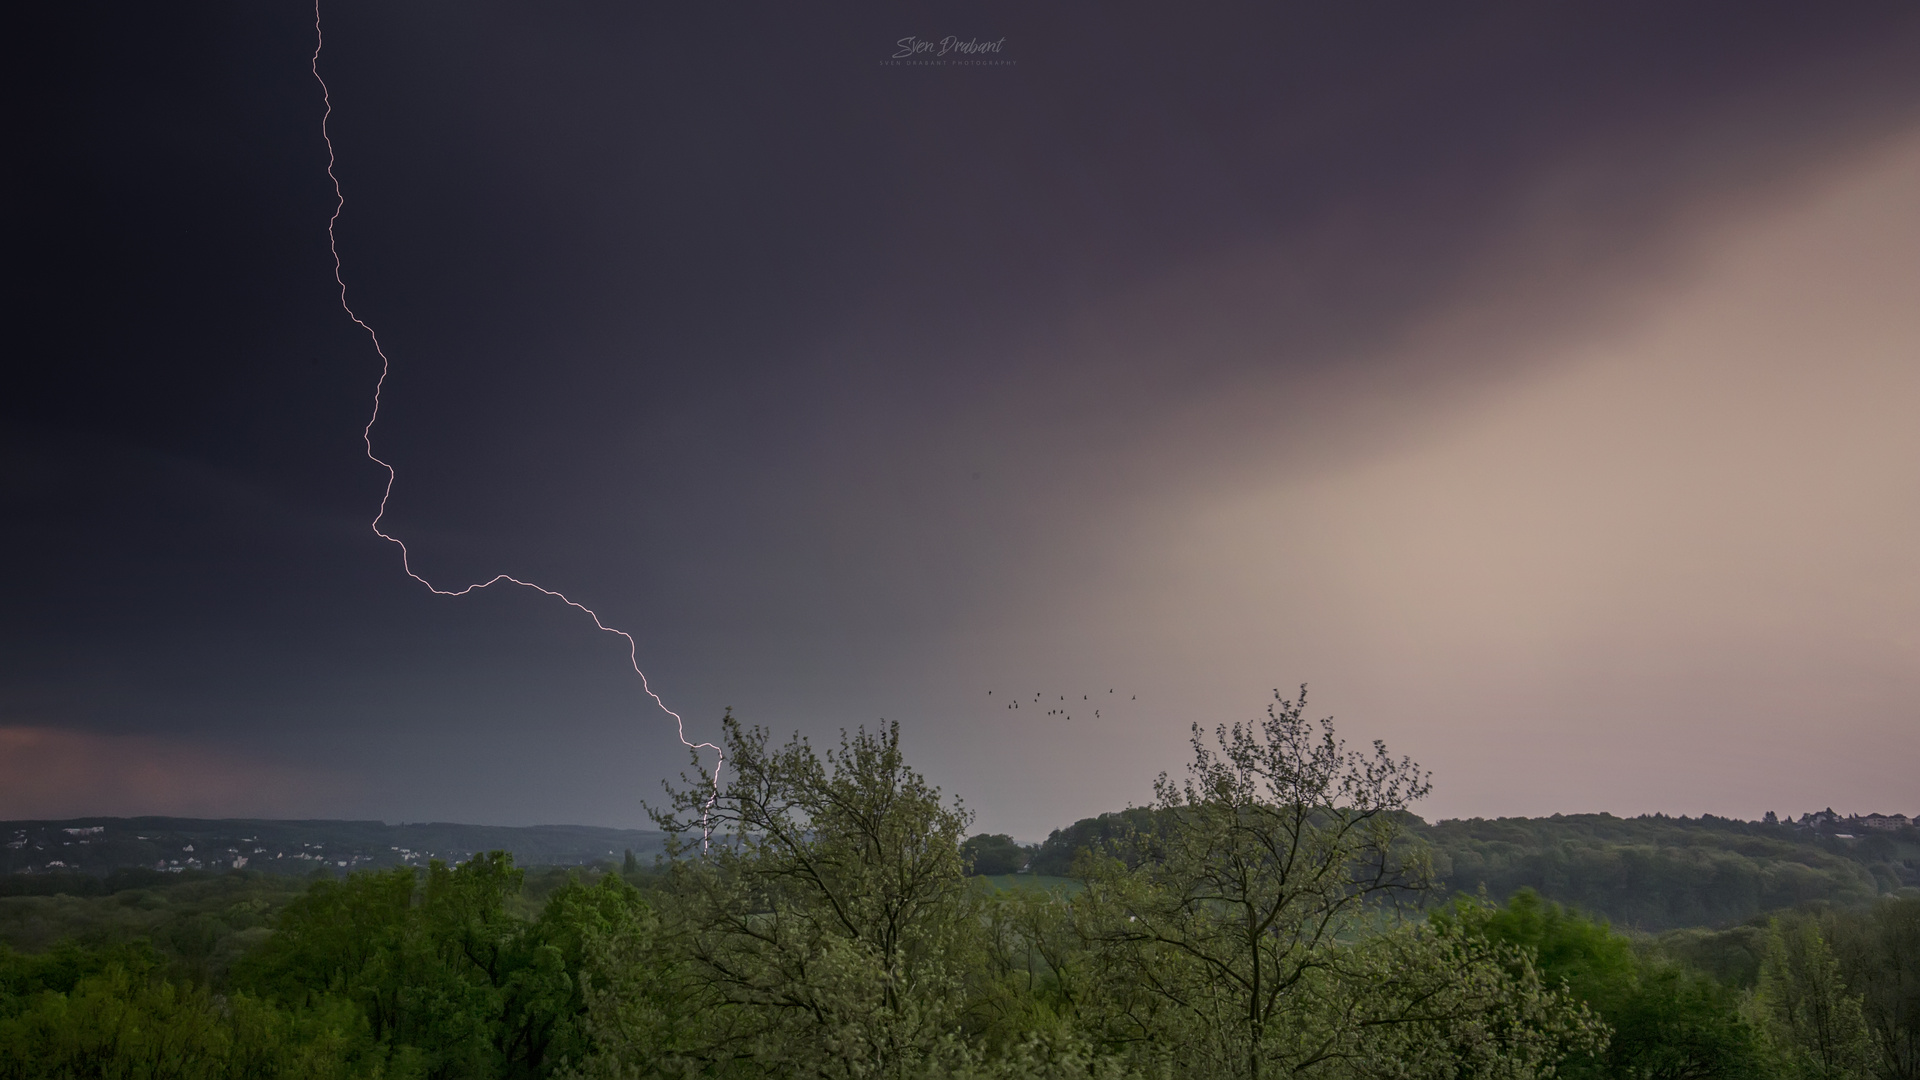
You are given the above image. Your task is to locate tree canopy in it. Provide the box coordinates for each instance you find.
[2,694,1914,1080]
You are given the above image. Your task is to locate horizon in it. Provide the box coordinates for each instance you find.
[7,803,1917,846]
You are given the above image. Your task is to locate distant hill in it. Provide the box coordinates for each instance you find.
[1,817,668,878]
[1424,813,1915,930]
[1027,809,1919,932]
[14,810,1919,934]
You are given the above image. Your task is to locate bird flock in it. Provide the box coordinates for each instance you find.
[986,688,1137,721]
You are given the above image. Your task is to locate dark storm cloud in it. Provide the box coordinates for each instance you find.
[7,2,1920,830]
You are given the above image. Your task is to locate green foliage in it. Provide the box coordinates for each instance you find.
[965,835,1035,877]
[0,859,668,1079]
[1653,924,1772,990]
[0,866,207,899]
[1067,688,1446,1080]
[1427,816,1894,931]
[599,695,1603,1080]
[0,943,370,1078]
[1607,968,1775,1080]
[1033,812,1915,935]
[1443,889,1773,1080]
[1028,809,1163,878]
[22,697,1916,1080]
[235,853,654,1079]
[972,875,1081,895]
[1443,890,1639,1010]
[0,939,163,1011]
[1821,897,1920,1080]
[1321,918,1605,1080]
[1752,917,1874,1080]
[635,714,982,1077]
[0,872,306,987]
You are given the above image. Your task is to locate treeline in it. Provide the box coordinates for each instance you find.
[1026,811,1916,932]
[1427,815,1914,930]
[0,818,667,878]
[3,692,1917,1079]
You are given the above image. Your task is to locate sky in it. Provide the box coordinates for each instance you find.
[6,2,1918,838]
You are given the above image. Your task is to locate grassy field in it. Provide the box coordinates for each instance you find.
[971,873,1080,893]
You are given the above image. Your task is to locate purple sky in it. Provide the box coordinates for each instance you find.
[6,2,1918,837]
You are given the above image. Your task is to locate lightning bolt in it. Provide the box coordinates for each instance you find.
[311,2,722,842]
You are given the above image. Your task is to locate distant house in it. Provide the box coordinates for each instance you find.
[1797,808,1913,833]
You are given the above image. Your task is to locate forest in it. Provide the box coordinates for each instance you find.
[2,692,1917,1079]
[1021,809,1915,933]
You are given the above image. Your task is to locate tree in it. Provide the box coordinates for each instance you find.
[1315,915,1603,1080]
[531,873,669,1079]
[1070,686,1545,1080]
[1826,897,1920,1080]
[1753,917,1873,1080]
[1028,810,1162,878]
[1611,968,1774,1080]
[647,712,981,1078]
[1450,890,1771,1080]
[234,853,643,1079]
[0,944,366,1079]
[965,835,1033,877]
